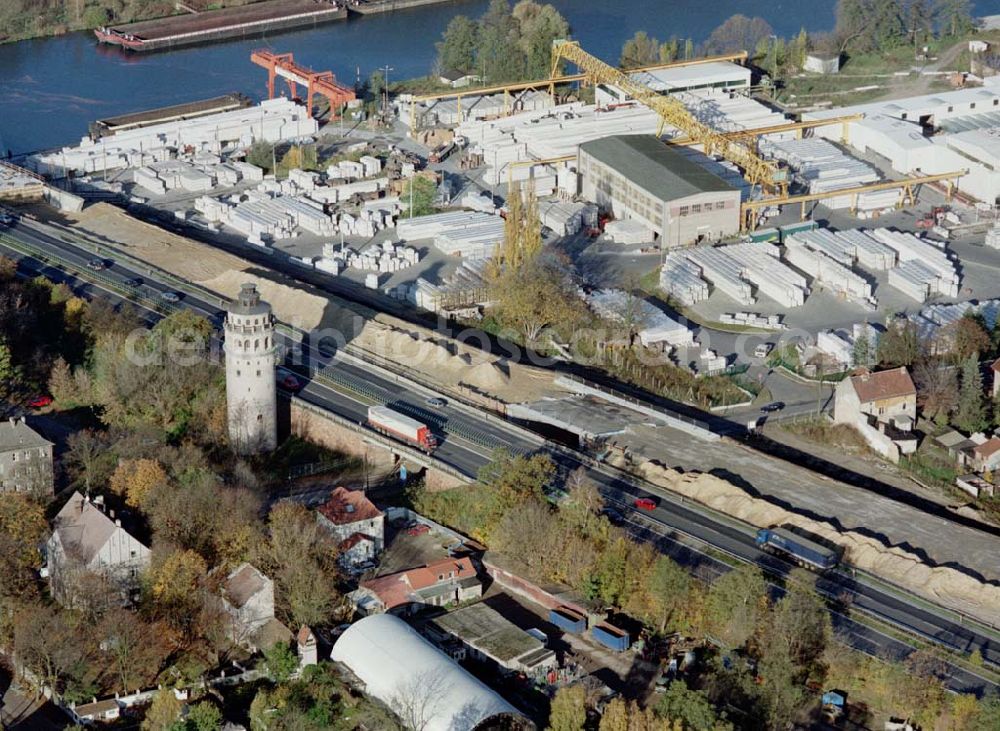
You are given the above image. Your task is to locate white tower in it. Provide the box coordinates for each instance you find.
[225,283,278,454]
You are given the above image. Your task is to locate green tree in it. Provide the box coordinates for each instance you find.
[477,0,523,83]
[547,684,587,731]
[186,702,223,731]
[489,255,585,343]
[620,31,662,68]
[852,331,872,367]
[654,680,723,731]
[0,336,19,401]
[436,15,479,74]
[368,69,386,100]
[263,641,299,683]
[938,0,974,36]
[401,175,438,217]
[640,556,690,633]
[956,354,988,432]
[704,564,768,648]
[768,569,830,669]
[878,317,920,367]
[513,0,570,79]
[142,689,183,731]
[757,641,806,730]
[246,141,275,174]
[479,448,555,511]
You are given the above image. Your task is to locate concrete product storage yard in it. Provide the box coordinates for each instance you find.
[30,99,318,178]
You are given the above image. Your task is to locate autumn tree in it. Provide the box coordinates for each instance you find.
[14,604,96,702]
[547,684,587,731]
[654,680,724,731]
[951,313,992,361]
[97,609,171,692]
[146,548,209,632]
[110,457,169,508]
[186,702,224,731]
[704,15,774,55]
[262,502,342,628]
[479,448,555,514]
[704,564,768,648]
[620,31,662,67]
[490,255,585,343]
[632,555,691,633]
[142,688,183,731]
[878,317,920,367]
[913,359,958,425]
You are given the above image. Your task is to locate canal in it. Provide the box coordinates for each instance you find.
[0,0,987,154]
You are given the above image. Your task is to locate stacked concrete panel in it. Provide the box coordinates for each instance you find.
[658,256,710,306]
[586,289,694,348]
[762,137,880,208]
[783,240,875,305]
[396,211,504,258]
[32,99,317,178]
[871,228,960,298]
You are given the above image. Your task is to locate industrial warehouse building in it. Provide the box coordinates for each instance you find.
[578,135,741,247]
[331,614,533,731]
[595,60,752,107]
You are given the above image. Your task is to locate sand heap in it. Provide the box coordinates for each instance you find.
[633,459,1000,627]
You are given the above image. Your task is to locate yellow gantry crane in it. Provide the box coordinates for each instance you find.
[550,39,788,195]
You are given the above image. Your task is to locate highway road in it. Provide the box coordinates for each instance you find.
[3,218,999,696]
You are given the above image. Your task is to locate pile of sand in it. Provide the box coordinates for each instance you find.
[635,459,1000,626]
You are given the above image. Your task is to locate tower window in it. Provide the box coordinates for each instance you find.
[256,370,261,377]
[236,370,241,377]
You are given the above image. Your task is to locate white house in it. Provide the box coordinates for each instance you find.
[0,416,54,495]
[438,69,483,89]
[47,492,150,609]
[317,487,385,569]
[216,563,291,651]
[833,367,919,463]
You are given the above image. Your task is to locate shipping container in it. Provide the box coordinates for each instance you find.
[778,220,819,242]
[748,227,780,243]
[591,623,630,652]
[548,607,586,634]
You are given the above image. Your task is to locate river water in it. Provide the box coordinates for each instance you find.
[0,0,989,154]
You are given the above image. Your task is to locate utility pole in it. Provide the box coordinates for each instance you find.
[380,64,394,126]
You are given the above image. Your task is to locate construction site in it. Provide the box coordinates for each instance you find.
[23,40,1000,377]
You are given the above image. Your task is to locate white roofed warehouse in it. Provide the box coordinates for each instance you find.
[578,135,741,248]
[331,614,534,731]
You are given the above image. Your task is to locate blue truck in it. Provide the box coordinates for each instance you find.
[755,526,839,572]
[591,624,630,652]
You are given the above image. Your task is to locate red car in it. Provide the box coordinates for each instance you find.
[406,524,431,537]
[279,374,302,392]
[634,497,658,511]
[28,395,53,409]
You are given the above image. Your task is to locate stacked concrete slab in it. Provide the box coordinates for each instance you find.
[396,211,504,258]
[783,241,876,306]
[658,257,710,306]
[586,289,694,348]
[871,228,960,299]
[788,228,896,271]
[33,99,317,178]
[762,138,880,208]
[538,199,597,237]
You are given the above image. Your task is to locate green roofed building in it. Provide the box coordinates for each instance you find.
[578,134,741,247]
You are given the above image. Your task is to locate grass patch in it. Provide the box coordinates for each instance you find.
[405,480,493,539]
[781,419,873,453]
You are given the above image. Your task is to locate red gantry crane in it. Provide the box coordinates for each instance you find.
[250,50,355,118]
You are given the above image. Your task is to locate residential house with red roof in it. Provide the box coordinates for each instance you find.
[834,367,918,463]
[317,486,385,570]
[353,556,483,615]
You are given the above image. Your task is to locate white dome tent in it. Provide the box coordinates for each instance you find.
[330,614,533,731]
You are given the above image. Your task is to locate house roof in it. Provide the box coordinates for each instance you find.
[440,68,474,81]
[936,430,970,449]
[579,134,735,202]
[973,436,1000,459]
[340,532,374,551]
[252,616,294,651]
[74,698,120,717]
[361,557,478,609]
[849,367,916,404]
[0,417,52,452]
[52,492,142,566]
[318,487,383,525]
[223,563,269,609]
[297,625,316,646]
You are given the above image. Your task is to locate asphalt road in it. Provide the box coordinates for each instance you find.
[3,219,999,696]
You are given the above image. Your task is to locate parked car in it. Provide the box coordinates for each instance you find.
[759,401,785,413]
[753,342,774,358]
[634,497,658,511]
[160,291,181,303]
[601,507,624,525]
[0,213,14,226]
[86,258,107,271]
[426,396,447,408]
[280,374,302,392]
[124,277,143,288]
[406,523,431,536]
[28,395,53,409]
